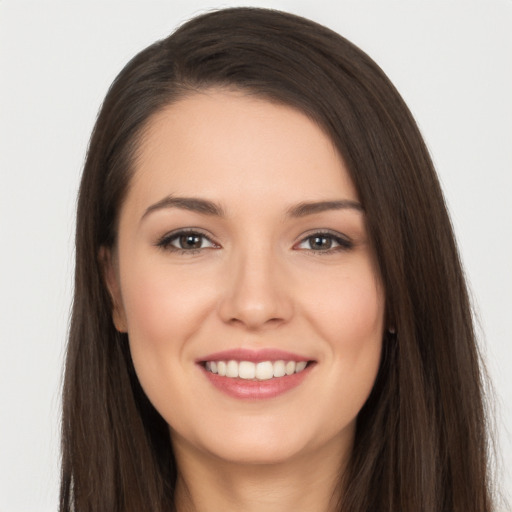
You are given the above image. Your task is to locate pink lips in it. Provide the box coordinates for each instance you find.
[197,348,315,400]
[197,348,310,364]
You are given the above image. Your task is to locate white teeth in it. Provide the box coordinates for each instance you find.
[285,361,296,375]
[238,361,255,380]
[295,361,307,372]
[217,361,227,376]
[273,360,286,377]
[255,361,274,380]
[226,360,238,378]
[205,359,309,380]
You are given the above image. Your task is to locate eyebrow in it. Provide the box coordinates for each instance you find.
[287,199,364,217]
[141,195,363,221]
[142,196,226,220]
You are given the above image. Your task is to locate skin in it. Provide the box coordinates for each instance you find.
[105,89,385,512]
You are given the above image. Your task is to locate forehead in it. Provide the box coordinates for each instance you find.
[128,89,358,212]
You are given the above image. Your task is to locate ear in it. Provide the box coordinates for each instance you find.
[99,246,128,333]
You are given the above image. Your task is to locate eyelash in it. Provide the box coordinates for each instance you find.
[155,229,354,255]
[294,230,354,254]
[155,229,218,254]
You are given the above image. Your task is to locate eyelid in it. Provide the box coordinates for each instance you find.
[154,227,353,254]
[155,228,220,251]
[293,229,353,252]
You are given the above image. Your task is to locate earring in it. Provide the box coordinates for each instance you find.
[388,327,396,334]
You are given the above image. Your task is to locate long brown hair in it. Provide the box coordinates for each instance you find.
[61,7,493,511]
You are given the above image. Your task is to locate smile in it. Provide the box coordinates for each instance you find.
[198,349,316,399]
[205,360,308,380]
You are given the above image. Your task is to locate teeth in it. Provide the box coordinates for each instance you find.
[295,361,307,372]
[226,360,238,378]
[273,360,286,377]
[239,361,255,379]
[256,361,273,380]
[205,359,309,380]
[285,361,296,375]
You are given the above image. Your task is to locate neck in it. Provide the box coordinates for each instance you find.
[172,435,350,512]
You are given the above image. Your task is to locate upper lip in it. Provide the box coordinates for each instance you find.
[197,348,312,363]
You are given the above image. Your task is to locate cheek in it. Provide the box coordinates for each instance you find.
[120,257,214,345]
[339,281,383,353]
[118,258,220,426]
[117,255,219,396]
[302,263,384,402]
[305,266,384,350]
[332,279,383,382]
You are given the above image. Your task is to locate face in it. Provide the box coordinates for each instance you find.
[107,90,385,467]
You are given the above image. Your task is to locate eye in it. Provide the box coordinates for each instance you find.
[156,230,218,252]
[295,231,353,253]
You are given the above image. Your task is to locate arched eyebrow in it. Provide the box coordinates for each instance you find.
[141,196,226,221]
[287,200,363,217]
[141,196,363,222]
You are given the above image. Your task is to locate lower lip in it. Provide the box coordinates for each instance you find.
[200,363,314,400]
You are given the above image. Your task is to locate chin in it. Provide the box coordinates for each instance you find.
[177,416,353,468]
[205,438,309,466]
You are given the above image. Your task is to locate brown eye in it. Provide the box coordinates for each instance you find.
[295,231,353,253]
[308,235,333,250]
[156,230,218,252]
[178,234,204,249]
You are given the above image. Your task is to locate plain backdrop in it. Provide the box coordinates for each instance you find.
[1,1,511,510]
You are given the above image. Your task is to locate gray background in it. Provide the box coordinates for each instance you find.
[1,1,510,510]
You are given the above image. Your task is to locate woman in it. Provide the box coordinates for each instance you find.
[60,7,493,511]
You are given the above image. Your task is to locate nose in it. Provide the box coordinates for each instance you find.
[217,247,294,330]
